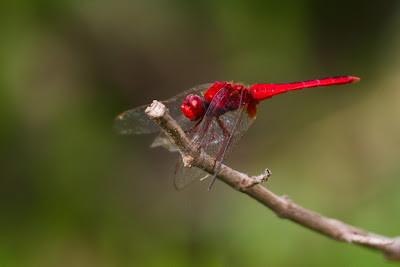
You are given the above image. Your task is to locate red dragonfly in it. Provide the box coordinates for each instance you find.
[115,76,360,190]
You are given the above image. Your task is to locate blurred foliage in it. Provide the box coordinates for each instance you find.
[1,0,400,265]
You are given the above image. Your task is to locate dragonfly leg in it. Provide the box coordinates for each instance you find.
[184,119,203,133]
[208,90,247,190]
[210,117,231,172]
[212,116,232,166]
[216,116,231,137]
[188,116,216,154]
[199,122,215,149]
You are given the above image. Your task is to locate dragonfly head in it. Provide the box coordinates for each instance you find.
[181,94,206,121]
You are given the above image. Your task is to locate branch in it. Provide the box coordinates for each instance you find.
[145,100,400,261]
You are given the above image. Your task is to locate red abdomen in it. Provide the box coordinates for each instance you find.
[249,76,360,101]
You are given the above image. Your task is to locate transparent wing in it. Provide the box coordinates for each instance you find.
[114,83,213,135]
[174,88,256,190]
[150,115,196,152]
[174,158,206,190]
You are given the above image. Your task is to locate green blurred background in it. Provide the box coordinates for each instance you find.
[1,0,400,265]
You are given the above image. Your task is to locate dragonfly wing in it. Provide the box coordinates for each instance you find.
[150,132,179,152]
[174,158,207,190]
[215,103,255,158]
[114,83,212,135]
[114,104,158,134]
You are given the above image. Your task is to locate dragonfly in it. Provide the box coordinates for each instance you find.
[115,76,360,190]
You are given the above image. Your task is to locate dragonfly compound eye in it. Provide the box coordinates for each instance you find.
[181,94,205,121]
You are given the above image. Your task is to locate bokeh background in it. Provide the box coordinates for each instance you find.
[1,0,400,265]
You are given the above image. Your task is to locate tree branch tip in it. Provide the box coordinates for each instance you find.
[145,100,167,118]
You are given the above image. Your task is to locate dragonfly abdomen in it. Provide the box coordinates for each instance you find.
[249,76,360,101]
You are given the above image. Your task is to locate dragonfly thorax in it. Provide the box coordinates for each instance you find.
[204,82,251,113]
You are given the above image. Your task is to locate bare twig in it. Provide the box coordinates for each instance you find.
[238,168,272,190]
[145,100,400,261]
